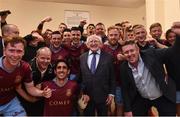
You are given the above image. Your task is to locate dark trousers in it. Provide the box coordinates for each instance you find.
[18,95,44,116]
[84,100,108,116]
[132,95,176,116]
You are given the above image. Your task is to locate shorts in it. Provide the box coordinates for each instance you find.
[115,86,123,105]
[176,91,180,103]
[68,74,77,81]
[0,97,26,116]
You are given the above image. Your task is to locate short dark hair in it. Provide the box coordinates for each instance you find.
[122,40,137,47]
[4,36,26,48]
[71,27,81,32]
[45,29,53,32]
[149,22,162,31]
[24,34,35,44]
[87,24,95,29]
[63,28,71,34]
[96,22,105,27]
[52,31,61,35]
[54,59,70,70]
[165,29,176,39]
[115,23,122,27]
[59,23,67,27]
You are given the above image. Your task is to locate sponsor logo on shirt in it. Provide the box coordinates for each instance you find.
[66,89,72,97]
[14,75,22,84]
[0,86,14,93]
[49,100,70,106]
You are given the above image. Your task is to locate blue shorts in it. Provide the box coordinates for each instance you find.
[68,74,77,81]
[176,91,180,103]
[115,86,123,105]
[0,97,26,116]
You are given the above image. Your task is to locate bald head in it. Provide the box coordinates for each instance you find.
[36,47,52,71]
[36,47,52,57]
[2,24,19,38]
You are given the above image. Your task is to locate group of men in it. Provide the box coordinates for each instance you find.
[1,10,180,116]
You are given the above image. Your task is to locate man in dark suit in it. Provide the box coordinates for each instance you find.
[120,22,180,116]
[79,34,116,116]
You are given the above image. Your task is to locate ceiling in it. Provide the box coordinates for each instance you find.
[27,0,145,8]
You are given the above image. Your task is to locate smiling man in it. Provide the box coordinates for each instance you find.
[120,22,180,116]
[20,47,55,116]
[79,34,115,116]
[42,59,79,116]
[69,27,88,80]
[0,37,51,116]
[103,26,125,116]
[49,31,69,64]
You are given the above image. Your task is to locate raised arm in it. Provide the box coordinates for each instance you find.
[0,10,11,29]
[36,16,52,34]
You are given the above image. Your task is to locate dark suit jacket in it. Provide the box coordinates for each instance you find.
[120,37,180,112]
[0,37,3,57]
[166,35,180,90]
[80,51,116,103]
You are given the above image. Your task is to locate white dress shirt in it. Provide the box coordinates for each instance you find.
[87,49,101,69]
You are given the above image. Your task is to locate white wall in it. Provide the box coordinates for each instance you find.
[164,0,180,30]
[145,0,180,34]
[0,0,145,36]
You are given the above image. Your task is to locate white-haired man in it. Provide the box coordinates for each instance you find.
[79,34,116,116]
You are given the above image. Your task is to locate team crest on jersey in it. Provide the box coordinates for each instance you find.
[58,55,63,60]
[15,75,22,84]
[66,89,72,97]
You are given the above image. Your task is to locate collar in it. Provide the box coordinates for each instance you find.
[107,43,119,50]
[128,55,143,69]
[2,38,4,48]
[49,45,62,53]
[71,42,81,48]
[0,56,20,72]
[88,49,101,55]
[0,56,4,69]
[53,77,68,87]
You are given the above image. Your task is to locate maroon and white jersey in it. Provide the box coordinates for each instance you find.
[69,43,88,75]
[102,44,122,86]
[51,47,70,64]
[42,80,78,116]
[0,57,32,104]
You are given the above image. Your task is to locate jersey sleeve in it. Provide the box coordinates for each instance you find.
[22,61,33,83]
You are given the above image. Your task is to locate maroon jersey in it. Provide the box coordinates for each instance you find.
[0,58,32,104]
[69,43,88,75]
[102,44,122,86]
[43,80,78,116]
[51,47,70,64]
